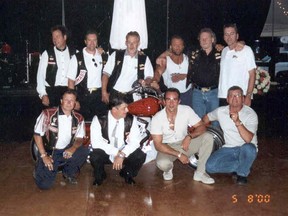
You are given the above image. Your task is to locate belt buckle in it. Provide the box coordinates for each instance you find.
[88,88,97,93]
[201,87,210,92]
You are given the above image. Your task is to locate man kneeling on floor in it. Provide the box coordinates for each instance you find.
[89,94,146,186]
[203,86,258,185]
[33,90,89,190]
[150,87,215,184]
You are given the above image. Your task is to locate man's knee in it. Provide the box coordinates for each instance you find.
[89,149,105,164]
[156,158,173,171]
[241,143,257,158]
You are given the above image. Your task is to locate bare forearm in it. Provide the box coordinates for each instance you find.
[247,69,256,95]
[102,74,109,92]
[68,79,75,89]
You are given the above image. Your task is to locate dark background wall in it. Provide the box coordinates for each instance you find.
[0,0,271,63]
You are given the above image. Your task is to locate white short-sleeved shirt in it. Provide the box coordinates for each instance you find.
[162,54,191,93]
[34,112,85,149]
[103,51,154,92]
[150,105,201,143]
[67,48,103,88]
[207,105,258,148]
[218,45,256,98]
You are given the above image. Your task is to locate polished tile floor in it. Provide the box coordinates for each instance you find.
[0,134,287,216]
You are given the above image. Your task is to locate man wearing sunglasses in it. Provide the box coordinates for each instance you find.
[67,29,107,120]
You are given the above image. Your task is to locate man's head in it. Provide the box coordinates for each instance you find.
[164,88,181,113]
[169,35,185,56]
[51,25,67,50]
[109,94,129,119]
[125,31,140,57]
[198,28,216,51]
[223,23,239,48]
[226,86,244,108]
[84,29,98,53]
[60,90,77,114]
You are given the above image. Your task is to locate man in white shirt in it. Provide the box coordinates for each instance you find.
[33,90,89,189]
[203,86,258,185]
[101,31,154,104]
[153,35,192,107]
[150,88,215,184]
[36,25,77,107]
[218,23,256,106]
[67,30,107,120]
[89,94,146,186]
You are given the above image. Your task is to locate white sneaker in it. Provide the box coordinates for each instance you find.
[193,171,215,184]
[163,168,173,181]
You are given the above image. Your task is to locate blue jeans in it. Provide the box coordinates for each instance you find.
[192,88,219,127]
[34,146,89,190]
[206,143,257,177]
[192,88,219,118]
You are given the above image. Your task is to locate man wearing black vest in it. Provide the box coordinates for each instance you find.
[101,31,154,104]
[67,29,108,121]
[37,25,76,107]
[89,95,146,186]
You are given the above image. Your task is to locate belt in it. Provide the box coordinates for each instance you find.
[193,84,217,92]
[88,88,98,94]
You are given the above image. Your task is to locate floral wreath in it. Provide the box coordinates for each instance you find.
[253,67,271,95]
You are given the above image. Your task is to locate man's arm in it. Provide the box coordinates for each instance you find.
[101,73,110,104]
[34,134,54,171]
[244,68,256,106]
[202,115,211,127]
[188,120,207,138]
[153,51,168,82]
[68,79,75,89]
[152,134,179,157]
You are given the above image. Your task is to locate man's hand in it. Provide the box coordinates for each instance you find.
[63,146,77,159]
[181,136,191,151]
[43,156,54,171]
[42,95,50,106]
[178,153,189,164]
[113,156,124,170]
[244,96,252,106]
[102,91,110,104]
[171,73,186,83]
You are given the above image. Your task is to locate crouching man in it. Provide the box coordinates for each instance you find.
[203,86,258,185]
[33,90,89,189]
[150,87,215,184]
[89,95,146,186]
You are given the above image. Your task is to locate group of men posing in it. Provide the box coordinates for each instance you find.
[33,24,258,190]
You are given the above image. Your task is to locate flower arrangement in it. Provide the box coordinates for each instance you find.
[253,67,271,95]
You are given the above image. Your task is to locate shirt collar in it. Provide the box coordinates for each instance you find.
[55,46,67,52]
[124,50,138,59]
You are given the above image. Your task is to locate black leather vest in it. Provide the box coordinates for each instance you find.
[45,46,76,87]
[97,112,134,144]
[107,50,147,93]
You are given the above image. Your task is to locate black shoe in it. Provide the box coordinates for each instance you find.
[119,170,136,185]
[236,176,248,185]
[93,179,103,186]
[63,175,78,185]
[231,172,237,180]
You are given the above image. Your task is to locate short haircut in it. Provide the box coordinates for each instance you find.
[223,23,238,34]
[170,35,184,45]
[126,31,140,41]
[164,87,181,99]
[51,25,68,37]
[108,94,129,110]
[62,89,77,100]
[85,29,98,40]
[198,28,217,45]
[227,85,243,96]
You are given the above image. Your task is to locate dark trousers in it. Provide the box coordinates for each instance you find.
[78,89,108,121]
[89,148,146,182]
[46,86,67,107]
[34,146,89,190]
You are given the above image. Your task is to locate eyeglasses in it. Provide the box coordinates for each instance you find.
[228,93,242,98]
[92,58,98,67]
